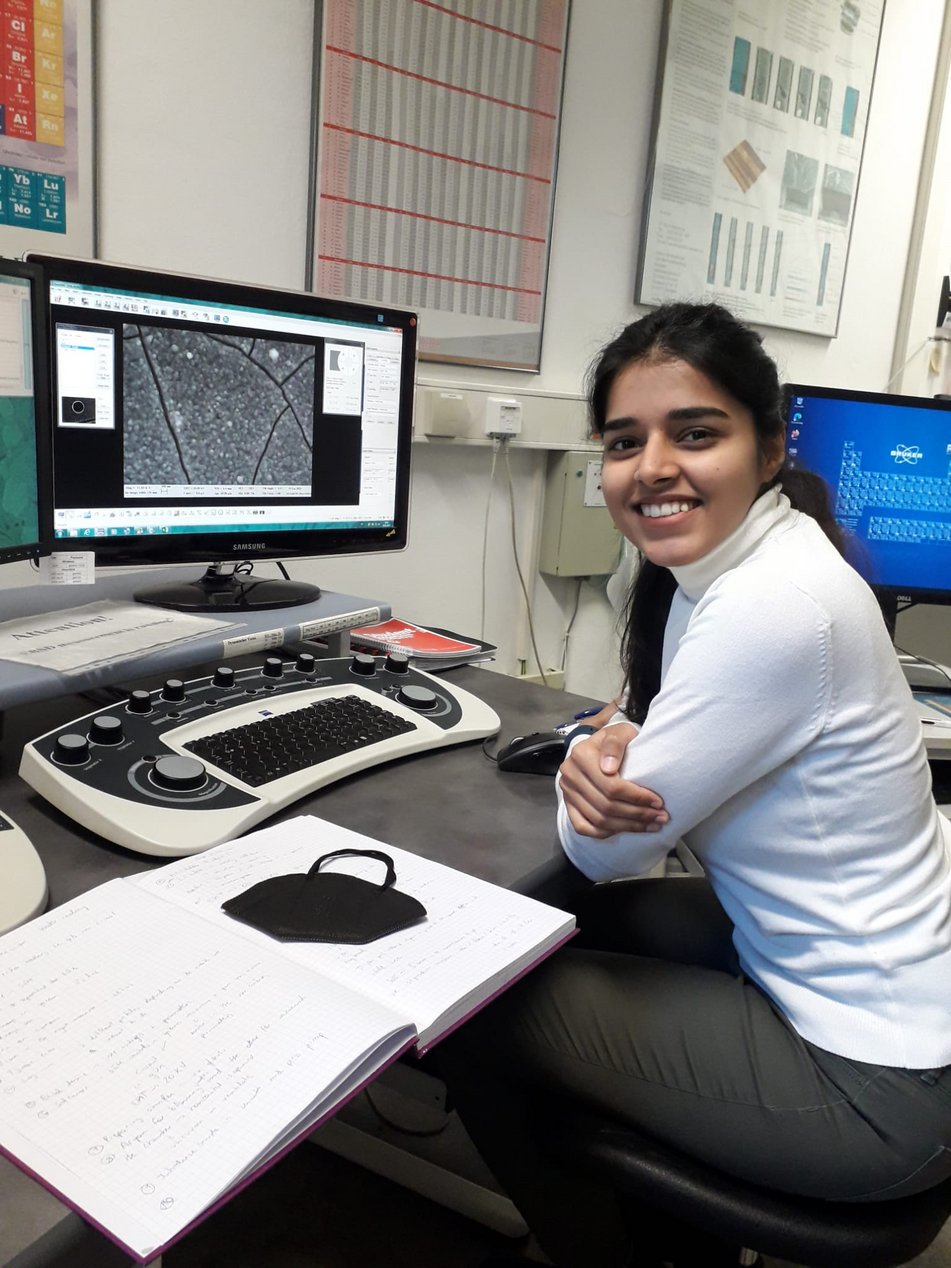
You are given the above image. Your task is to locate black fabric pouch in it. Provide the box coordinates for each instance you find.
[221,848,427,944]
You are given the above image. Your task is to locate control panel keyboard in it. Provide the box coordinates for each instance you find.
[20,653,501,858]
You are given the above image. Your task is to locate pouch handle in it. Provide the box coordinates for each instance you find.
[308,849,396,890]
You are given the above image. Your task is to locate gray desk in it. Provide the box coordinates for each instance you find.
[0,571,387,710]
[0,662,587,1265]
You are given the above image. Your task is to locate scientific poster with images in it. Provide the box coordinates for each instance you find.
[636,0,885,336]
[0,0,93,254]
[311,0,569,371]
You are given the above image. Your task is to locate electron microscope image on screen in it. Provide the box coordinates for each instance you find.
[121,326,316,491]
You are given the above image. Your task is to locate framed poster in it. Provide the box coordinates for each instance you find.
[636,0,885,336]
[0,0,95,258]
[309,0,570,371]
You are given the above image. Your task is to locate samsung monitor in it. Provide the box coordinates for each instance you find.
[784,383,951,634]
[28,254,416,611]
[0,257,51,567]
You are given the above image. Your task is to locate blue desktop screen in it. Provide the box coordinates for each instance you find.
[785,385,951,599]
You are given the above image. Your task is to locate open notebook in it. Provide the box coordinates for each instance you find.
[0,815,574,1262]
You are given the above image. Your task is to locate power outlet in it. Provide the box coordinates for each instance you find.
[485,396,522,437]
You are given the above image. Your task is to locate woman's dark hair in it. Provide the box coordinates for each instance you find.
[587,302,845,723]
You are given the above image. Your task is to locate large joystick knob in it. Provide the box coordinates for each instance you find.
[127,689,152,714]
[151,755,207,792]
[350,652,376,676]
[161,678,186,703]
[385,652,409,674]
[213,666,235,689]
[397,684,439,711]
[296,652,316,674]
[90,715,124,745]
[54,733,90,765]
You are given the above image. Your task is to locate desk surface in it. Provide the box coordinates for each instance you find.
[0,662,585,1265]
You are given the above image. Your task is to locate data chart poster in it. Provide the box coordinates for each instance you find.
[636,0,885,336]
[0,0,93,254]
[312,0,569,371]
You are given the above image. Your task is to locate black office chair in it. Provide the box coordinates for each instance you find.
[537,1106,951,1268]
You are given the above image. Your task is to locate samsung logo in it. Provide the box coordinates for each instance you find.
[232,542,267,551]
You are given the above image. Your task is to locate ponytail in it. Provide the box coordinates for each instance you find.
[775,466,847,557]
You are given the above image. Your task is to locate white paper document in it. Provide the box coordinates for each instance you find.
[0,600,229,673]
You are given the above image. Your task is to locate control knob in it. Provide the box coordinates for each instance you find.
[161,678,186,703]
[397,684,439,711]
[212,666,235,689]
[296,652,316,674]
[127,689,152,714]
[151,755,207,792]
[54,733,90,765]
[262,656,284,679]
[350,652,376,676]
[90,715,124,745]
[385,652,409,674]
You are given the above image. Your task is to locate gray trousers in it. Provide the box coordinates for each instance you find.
[436,873,951,1268]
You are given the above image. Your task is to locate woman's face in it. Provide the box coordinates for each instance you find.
[599,357,784,569]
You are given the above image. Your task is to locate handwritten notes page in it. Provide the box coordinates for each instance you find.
[133,816,576,1049]
[0,815,573,1259]
[0,878,413,1261]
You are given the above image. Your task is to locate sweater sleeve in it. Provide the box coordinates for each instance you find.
[558,574,833,880]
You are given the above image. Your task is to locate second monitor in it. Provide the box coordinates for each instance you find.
[30,254,417,611]
[785,383,951,636]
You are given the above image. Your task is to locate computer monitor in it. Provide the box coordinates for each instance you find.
[28,254,416,611]
[784,383,951,635]
[0,257,51,567]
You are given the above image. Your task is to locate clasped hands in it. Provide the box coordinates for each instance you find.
[559,722,669,839]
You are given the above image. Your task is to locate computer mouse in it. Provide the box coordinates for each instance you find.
[496,731,568,776]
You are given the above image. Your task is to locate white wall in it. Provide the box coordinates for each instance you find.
[3,0,950,692]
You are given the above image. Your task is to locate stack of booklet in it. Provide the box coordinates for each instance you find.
[0,816,574,1263]
[350,618,497,669]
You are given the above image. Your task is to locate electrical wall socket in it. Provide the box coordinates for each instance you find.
[484,396,522,437]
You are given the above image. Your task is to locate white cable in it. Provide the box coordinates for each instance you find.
[480,440,501,642]
[560,578,584,672]
[881,337,935,392]
[500,440,548,686]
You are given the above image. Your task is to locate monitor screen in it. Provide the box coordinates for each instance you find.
[28,255,416,610]
[784,383,951,611]
[0,257,50,566]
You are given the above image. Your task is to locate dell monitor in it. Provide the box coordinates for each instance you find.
[0,257,51,567]
[784,384,951,635]
[28,255,416,611]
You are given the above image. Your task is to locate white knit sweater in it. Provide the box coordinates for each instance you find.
[558,489,951,1066]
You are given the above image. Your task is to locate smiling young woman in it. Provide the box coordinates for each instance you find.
[598,357,784,570]
[436,304,951,1268]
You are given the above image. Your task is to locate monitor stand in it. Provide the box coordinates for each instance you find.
[134,562,321,613]
[877,592,899,642]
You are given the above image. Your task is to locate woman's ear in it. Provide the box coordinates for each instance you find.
[763,433,786,481]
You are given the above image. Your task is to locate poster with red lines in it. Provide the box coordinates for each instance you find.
[313,0,569,371]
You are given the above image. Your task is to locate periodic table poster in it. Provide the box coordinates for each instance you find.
[0,0,94,255]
